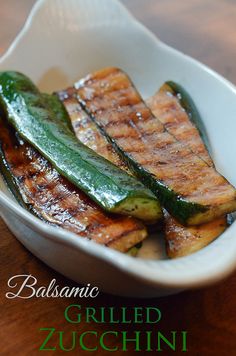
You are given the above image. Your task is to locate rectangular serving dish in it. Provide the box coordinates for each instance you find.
[0,0,236,297]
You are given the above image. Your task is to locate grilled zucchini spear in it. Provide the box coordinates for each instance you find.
[0,116,147,253]
[148,82,228,257]
[75,67,236,226]
[59,84,228,258]
[0,71,161,223]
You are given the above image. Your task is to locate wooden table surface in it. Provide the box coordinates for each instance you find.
[0,1,236,355]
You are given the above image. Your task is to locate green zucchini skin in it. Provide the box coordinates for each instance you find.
[108,141,207,225]
[75,67,236,226]
[0,116,148,251]
[165,81,211,154]
[0,94,82,218]
[0,71,162,222]
[42,93,74,132]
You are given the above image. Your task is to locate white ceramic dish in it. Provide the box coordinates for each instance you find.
[0,0,236,298]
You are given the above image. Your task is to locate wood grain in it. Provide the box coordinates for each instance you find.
[0,0,236,355]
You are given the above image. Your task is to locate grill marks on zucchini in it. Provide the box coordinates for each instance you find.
[147,86,228,257]
[165,81,212,155]
[0,117,147,252]
[147,83,212,166]
[75,67,236,226]
[0,71,162,223]
[0,69,234,257]
[60,84,228,257]
[57,88,130,173]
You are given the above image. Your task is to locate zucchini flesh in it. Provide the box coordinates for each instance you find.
[0,71,162,223]
[164,211,228,258]
[59,84,227,257]
[55,91,163,249]
[0,116,147,252]
[147,82,212,165]
[148,85,228,257]
[166,81,211,155]
[57,88,130,174]
[75,67,236,226]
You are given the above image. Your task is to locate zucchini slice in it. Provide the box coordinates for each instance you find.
[0,116,147,252]
[60,83,227,257]
[75,67,236,226]
[147,84,228,257]
[58,90,152,253]
[0,71,162,223]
